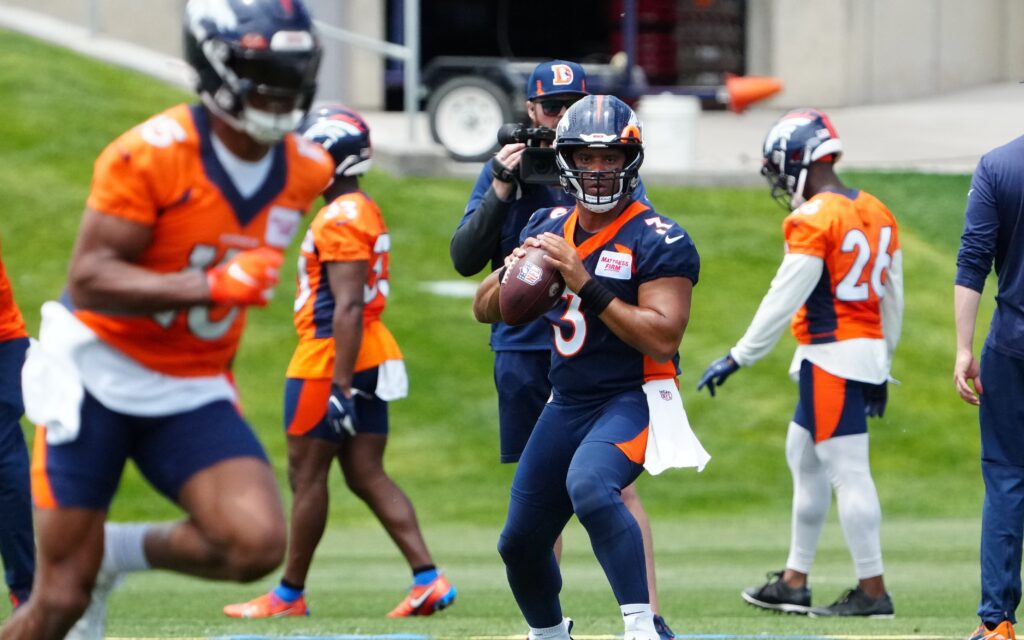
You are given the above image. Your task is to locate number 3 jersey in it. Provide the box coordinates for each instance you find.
[731,189,904,384]
[286,190,404,394]
[77,104,334,377]
[521,200,700,404]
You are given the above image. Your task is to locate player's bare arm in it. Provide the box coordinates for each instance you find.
[68,207,208,312]
[327,260,367,395]
[954,284,983,405]
[601,276,692,362]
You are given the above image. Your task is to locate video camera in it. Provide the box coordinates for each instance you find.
[496,124,559,186]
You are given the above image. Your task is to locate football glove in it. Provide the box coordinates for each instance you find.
[864,381,888,418]
[327,383,359,437]
[206,247,283,307]
[696,353,740,397]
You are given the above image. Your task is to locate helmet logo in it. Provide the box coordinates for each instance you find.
[270,30,315,52]
[620,124,642,143]
[239,33,268,50]
[551,64,574,86]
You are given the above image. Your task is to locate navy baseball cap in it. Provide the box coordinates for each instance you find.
[527,60,588,100]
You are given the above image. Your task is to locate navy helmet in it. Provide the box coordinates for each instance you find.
[299,104,373,177]
[184,0,322,144]
[554,95,643,212]
[761,108,843,210]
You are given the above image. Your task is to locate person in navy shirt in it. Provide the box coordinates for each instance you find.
[955,135,1024,640]
[474,95,700,640]
[451,61,673,639]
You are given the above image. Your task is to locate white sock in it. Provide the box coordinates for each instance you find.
[622,603,656,638]
[101,522,152,573]
[528,617,571,640]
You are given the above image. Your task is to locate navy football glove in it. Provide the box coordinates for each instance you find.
[327,384,359,437]
[697,353,740,397]
[863,381,888,418]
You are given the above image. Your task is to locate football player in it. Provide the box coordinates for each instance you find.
[223,104,456,620]
[0,238,35,611]
[451,60,676,640]
[697,108,903,617]
[2,1,334,638]
[474,95,705,640]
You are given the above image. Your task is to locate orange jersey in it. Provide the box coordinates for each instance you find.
[77,104,334,377]
[286,191,401,379]
[784,189,899,344]
[0,239,27,342]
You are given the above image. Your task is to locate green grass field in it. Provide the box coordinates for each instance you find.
[0,28,997,638]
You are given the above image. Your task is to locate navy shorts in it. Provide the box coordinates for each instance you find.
[33,391,268,510]
[793,359,869,443]
[494,350,550,463]
[283,368,388,442]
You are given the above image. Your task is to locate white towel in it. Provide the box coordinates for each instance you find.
[374,359,409,401]
[642,378,710,475]
[21,302,93,444]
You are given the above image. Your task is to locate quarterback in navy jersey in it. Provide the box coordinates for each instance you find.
[474,95,703,640]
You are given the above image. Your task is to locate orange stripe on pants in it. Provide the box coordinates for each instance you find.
[30,426,57,509]
[812,365,846,443]
[615,426,649,465]
[287,379,332,436]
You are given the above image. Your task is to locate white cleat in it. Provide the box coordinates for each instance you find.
[64,567,124,640]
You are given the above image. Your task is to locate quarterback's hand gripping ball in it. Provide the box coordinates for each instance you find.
[498,246,565,326]
[206,247,284,307]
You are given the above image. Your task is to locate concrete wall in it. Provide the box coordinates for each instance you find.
[747,0,1023,108]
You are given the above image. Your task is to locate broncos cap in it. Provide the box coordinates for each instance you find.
[527,60,588,100]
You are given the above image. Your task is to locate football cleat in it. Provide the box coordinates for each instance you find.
[653,614,676,640]
[969,621,1016,640]
[65,567,124,640]
[808,586,894,618]
[387,574,456,617]
[222,592,310,618]
[741,570,812,614]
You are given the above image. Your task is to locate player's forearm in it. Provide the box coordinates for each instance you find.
[331,304,363,390]
[600,301,686,362]
[954,284,982,354]
[68,257,210,312]
[450,188,509,276]
[473,269,503,323]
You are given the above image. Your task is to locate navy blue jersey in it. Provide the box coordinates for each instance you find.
[458,159,650,352]
[956,135,1024,360]
[521,199,700,403]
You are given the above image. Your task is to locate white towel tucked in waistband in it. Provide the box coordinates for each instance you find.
[642,378,710,475]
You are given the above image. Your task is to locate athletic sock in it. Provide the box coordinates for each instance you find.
[621,603,656,638]
[528,618,571,640]
[102,522,152,573]
[412,565,438,586]
[273,580,304,603]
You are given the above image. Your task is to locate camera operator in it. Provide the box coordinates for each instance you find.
[449,60,673,640]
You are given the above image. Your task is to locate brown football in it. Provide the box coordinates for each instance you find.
[499,246,566,326]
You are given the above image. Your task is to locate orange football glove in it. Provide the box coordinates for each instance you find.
[206,247,284,307]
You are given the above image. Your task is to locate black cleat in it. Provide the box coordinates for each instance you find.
[808,586,894,618]
[741,570,812,615]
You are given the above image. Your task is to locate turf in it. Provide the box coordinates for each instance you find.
[0,27,994,638]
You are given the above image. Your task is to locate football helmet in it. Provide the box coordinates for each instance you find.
[299,104,373,176]
[554,95,643,213]
[761,108,842,210]
[183,0,322,144]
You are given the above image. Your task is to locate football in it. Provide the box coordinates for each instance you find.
[499,246,565,326]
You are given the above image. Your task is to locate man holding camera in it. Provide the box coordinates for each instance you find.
[450,60,673,640]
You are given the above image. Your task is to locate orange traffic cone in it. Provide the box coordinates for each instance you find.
[724,73,784,113]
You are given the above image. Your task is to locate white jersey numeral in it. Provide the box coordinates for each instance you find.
[835,226,893,301]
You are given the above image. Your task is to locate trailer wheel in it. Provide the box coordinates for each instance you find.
[427,76,512,162]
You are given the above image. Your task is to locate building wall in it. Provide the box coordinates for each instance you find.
[747,0,1023,108]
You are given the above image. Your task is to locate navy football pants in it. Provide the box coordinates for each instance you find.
[978,346,1024,625]
[0,337,34,601]
[498,391,647,628]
